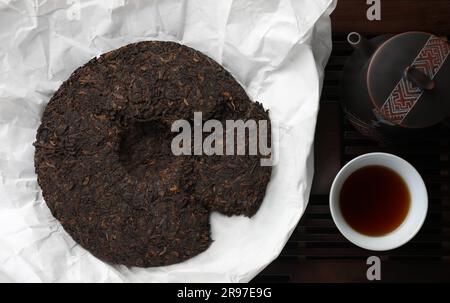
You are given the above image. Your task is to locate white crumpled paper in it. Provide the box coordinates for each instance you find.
[0,0,335,282]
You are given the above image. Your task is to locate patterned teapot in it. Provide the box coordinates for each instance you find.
[341,32,450,143]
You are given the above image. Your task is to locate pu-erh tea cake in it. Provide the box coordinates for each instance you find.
[34,41,272,267]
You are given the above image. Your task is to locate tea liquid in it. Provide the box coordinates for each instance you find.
[339,165,411,236]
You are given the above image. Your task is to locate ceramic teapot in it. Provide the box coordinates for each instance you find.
[341,32,450,143]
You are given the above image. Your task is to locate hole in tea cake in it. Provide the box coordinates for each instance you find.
[118,120,174,176]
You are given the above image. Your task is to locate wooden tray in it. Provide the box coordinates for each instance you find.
[253,34,450,283]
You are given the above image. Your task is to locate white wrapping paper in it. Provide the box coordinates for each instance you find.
[0,0,336,282]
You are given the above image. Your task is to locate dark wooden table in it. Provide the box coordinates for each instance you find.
[254,0,450,283]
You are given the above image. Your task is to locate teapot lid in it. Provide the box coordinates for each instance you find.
[367,32,450,128]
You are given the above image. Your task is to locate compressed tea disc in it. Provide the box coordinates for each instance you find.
[35,41,271,267]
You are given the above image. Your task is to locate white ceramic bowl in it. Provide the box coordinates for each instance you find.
[330,152,428,251]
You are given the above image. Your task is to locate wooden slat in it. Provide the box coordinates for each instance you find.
[331,0,450,35]
[289,233,449,244]
[255,260,450,283]
[280,246,449,258]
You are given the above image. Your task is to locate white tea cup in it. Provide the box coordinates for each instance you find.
[329,152,428,251]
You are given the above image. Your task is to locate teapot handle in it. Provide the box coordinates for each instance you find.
[404,66,435,91]
[347,32,373,59]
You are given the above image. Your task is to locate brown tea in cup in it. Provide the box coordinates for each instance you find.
[339,165,411,236]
